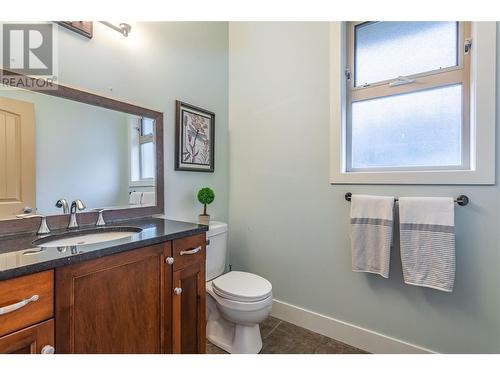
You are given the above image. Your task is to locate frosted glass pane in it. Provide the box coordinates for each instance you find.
[355,22,458,86]
[140,142,155,179]
[141,118,154,136]
[350,84,462,169]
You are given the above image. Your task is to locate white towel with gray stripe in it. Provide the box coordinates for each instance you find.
[350,194,395,278]
[399,197,455,292]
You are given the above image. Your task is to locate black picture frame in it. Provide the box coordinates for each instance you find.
[175,100,215,172]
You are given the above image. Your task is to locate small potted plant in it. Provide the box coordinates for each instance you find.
[197,187,215,225]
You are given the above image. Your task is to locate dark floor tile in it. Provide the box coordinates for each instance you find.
[259,315,281,339]
[262,320,369,355]
[206,340,228,354]
[260,323,320,354]
[314,336,367,354]
[271,320,319,341]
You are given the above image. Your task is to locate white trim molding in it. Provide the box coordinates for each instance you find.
[329,22,496,185]
[271,299,435,354]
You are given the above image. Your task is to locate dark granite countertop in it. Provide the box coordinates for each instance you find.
[0,216,208,281]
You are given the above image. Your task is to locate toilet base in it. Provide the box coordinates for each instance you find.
[207,319,262,354]
[206,293,264,354]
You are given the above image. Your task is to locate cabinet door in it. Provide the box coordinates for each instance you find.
[0,319,54,354]
[172,260,206,354]
[55,243,171,353]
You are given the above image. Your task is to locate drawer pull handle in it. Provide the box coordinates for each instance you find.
[174,287,183,295]
[0,294,39,315]
[180,246,201,256]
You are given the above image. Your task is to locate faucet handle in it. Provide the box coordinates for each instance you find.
[16,214,50,235]
[94,209,108,227]
[94,208,112,226]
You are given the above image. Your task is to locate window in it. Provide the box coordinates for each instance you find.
[130,116,156,185]
[347,21,470,172]
[329,22,496,184]
[138,118,155,180]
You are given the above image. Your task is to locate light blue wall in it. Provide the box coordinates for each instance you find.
[55,22,229,222]
[228,22,500,353]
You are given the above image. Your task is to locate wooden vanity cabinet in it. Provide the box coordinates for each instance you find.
[55,243,170,353]
[54,234,206,354]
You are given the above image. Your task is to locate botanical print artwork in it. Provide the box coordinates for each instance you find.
[175,100,215,172]
[182,110,211,165]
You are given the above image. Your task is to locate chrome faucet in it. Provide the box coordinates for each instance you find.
[55,198,69,214]
[68,199,86,229]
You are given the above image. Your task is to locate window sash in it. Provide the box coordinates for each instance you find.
[134,117,155,182]
[139,118,155,144]
[345,21,471,172]
[348,22,464,89]
[139,142,155,180]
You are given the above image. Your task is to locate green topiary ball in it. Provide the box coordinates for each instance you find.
[197,187,215,205]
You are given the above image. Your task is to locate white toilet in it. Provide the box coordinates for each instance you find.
[205,222,273,354]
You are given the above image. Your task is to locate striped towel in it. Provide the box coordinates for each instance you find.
[350,194,395,278]
[399,197,455,292]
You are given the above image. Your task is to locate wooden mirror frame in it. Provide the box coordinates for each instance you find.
[0,69,164,235]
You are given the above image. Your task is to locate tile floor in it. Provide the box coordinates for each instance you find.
[206,316,368,354]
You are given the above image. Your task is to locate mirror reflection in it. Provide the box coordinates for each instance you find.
[0,88,156,218]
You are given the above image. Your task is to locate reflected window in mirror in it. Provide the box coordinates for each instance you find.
[130,117,156,186]
[139,118,155,180]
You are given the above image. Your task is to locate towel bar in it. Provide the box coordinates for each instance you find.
[344,192,469,206]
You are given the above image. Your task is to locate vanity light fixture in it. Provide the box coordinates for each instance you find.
[99,21,132,37]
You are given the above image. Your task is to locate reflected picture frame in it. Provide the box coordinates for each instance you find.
[175,100,215,172]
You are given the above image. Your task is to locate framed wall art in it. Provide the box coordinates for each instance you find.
[175,100,215,172]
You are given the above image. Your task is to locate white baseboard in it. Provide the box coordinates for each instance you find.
[271,299,435,354]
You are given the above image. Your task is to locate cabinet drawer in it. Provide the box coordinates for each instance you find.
[0,319,54,354]
[172,234,206,271]
[0,271,54,337]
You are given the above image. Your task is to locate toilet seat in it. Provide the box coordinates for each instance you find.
[212,271,272,303]
[206,281,273,312]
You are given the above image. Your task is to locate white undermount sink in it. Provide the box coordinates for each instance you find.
[33,227,142,247]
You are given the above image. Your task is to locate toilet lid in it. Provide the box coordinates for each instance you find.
[212,271,272,302]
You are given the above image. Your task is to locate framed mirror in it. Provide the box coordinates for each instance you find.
[0,69,163,234]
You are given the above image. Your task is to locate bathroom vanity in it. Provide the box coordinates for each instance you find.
[0,70,211,354]
[0,217,208,354]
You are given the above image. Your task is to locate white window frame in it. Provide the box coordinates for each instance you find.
[138,117,155,181]
[329,22,496,185]
[129,117,156,188]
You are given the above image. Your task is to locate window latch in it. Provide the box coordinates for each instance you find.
[464,38,472,54]
[345,68,351,80]
[388,76,416,87]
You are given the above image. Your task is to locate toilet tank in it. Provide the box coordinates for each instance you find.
[205,221,228,281]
